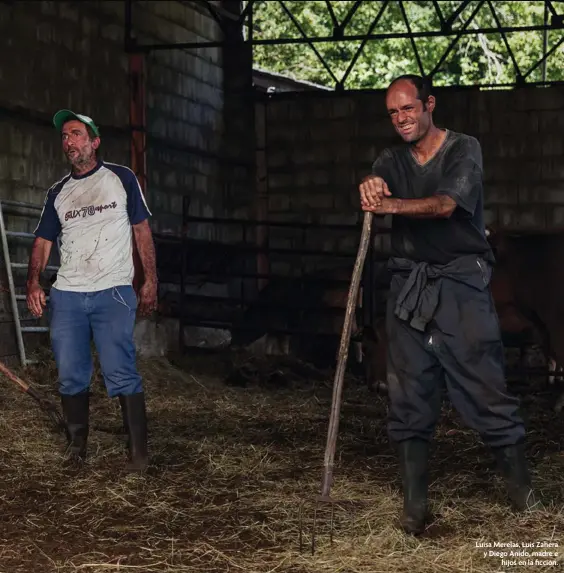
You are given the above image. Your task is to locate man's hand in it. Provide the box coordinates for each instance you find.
[137,279,158,317]
[359,175,392,209]
[132,219,158,317]
[25,236,53,317]
[27,281,47,318]
[361,197,396,215]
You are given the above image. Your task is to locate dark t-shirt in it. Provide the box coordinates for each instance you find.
[371,129,494,265]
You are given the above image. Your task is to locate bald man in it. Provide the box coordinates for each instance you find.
[359,75,543,535]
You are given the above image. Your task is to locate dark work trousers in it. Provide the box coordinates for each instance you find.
[385,272,525,448]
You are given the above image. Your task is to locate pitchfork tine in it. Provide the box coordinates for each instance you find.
[330,502,335,546]
[312,502,318,555]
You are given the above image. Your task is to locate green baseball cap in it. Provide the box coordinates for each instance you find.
[52,109,100,137]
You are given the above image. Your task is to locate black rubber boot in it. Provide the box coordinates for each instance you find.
[398,439,430,535]
[60,391,90,467]
[492,443,543,511]
[118,392,149,472]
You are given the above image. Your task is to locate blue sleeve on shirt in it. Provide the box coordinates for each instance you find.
[34,177,68,241]
[105,163,151,225]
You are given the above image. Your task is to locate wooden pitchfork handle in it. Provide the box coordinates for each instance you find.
[0,359,34,394]
[320,211,373,499]
[0,358,68,433]
[0,358,51,404]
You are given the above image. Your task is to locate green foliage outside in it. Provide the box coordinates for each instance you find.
[250,1,564,89]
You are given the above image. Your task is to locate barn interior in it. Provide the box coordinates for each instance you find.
[0,1,563,572]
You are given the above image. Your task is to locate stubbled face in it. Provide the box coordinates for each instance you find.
[61,120,99,169]
[386,80,435,143]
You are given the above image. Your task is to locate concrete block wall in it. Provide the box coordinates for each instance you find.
[460,87,564,230]
[264,91,392,275]
[264,86,564,274]
[0,0,229,233]
[129,1,226,237]
[0,1,130,221]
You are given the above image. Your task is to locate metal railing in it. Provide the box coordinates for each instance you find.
[154,197,391,349]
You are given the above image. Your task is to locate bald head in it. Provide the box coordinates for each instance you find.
[386,75,436,144]
[388,74,433,105]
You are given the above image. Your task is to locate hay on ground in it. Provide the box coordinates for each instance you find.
[0,346,562,573]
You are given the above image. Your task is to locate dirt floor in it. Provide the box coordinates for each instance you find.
[0,348,563,573]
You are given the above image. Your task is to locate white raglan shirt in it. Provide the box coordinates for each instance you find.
[35,161,151,292]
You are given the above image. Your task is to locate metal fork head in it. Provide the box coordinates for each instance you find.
[298,497,359,555]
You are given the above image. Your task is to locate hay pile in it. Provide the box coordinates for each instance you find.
[0,348,562,573]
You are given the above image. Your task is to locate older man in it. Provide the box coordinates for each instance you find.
[359,75,542,535]
[26,109,157,472]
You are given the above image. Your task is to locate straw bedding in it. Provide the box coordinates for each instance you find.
[0,347,562,573]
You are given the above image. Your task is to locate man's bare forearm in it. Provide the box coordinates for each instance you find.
[27,237,53,286]
[367,195,457,219]
[132,220,157,284]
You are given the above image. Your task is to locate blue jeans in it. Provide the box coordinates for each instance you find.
[49,285,143,397]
